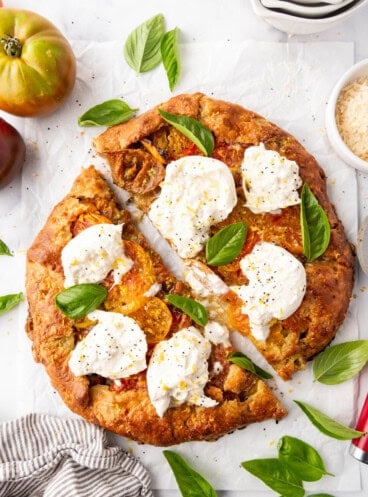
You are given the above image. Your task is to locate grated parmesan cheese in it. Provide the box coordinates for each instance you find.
[335,77,368,161]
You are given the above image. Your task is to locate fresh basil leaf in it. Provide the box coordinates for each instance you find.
[278,435,333,482]
[228,351,273,379]
[161,27,181,91]
[0,239,12,256]
[308,494,336,497]
[0,292,23,315]
[166,294,208,326]
[294,400,365,440]
[313,340,368,385]
[78,99,138,127]
[124,13,165,73]
[55,284,108,319]
[163,450,217,497]
[300,184,331,262]
[158,109,214,156]
[206,222,247,266]
[241,458,304,497]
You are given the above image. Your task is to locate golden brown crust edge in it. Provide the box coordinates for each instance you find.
[94,93,355,380]
[94,93,204,153]
[25,165,286,446]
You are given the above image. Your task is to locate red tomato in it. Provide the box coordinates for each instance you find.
[0,117,26,188]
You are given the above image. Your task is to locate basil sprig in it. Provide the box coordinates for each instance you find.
[124,14,165,73]
[161,28,181,91]
[166,294,208,326]
[228,351,273,379]
[158,109,214,156]
[242,436,333,497]
[300,184,331,261]
[242,458,304,497]
[78,99,138,127]
[163,450,217,497]
[313,340,368,385]
[309,494,335,497]
[0,292,23,315]
[294,400,365,440]
[122,14,182,90]
[0,239,12,256]
[206,222,247,266]
[55,284,107,319]
[278,436,333,482]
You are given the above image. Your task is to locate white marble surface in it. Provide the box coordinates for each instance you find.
[0,1,368,496]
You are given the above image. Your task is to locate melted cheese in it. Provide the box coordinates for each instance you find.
[148,156,237,258]
[143,282,162,297]
[231,242,306,341]
[68,310,147,379]
[183,260,229,297]
[62,223,133,288]
[204,321,231,346]
[241,143,302,214]
[146,326,217,417]
[336,77,368,161]
[212,361,223,375]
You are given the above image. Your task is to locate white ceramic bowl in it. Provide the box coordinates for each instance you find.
[325,59,368,173]
[291,0,347,4]
[251,0,368,35]
[261,0,355,18]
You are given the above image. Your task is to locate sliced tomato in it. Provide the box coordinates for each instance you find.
[109,371,146,392]
[212,142,245,168]
[72,212,112,236]
[104,240,156,315]
[181,142,200,156]
[107,149,165,194]
[130,297,172,344]
[140,139,166,164]
[225,292,251,337]
[169,306,192,333]
[131,157,165,194]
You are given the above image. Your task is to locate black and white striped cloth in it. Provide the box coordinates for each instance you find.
[0,413,153,497]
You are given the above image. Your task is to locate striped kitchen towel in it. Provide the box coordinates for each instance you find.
[0,413,153,497]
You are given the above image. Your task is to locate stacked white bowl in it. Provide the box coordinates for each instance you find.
[251,0,368,34]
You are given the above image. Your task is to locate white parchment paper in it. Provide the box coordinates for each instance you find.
[0,39,362,494]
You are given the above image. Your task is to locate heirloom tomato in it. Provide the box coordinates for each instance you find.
[0,9,76,117]
[0,117,26,188]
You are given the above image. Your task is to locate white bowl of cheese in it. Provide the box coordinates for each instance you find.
[325,58,368,173]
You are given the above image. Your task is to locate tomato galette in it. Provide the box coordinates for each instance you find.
[26,93,354,446]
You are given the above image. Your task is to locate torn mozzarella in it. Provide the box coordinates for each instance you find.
[148,156,237,258]
[68,310,147,379]
[231,242,306,341]
[241,143,302,214]
[147,326,217,417]
[183,260,228,297]
[62,223,133,287]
